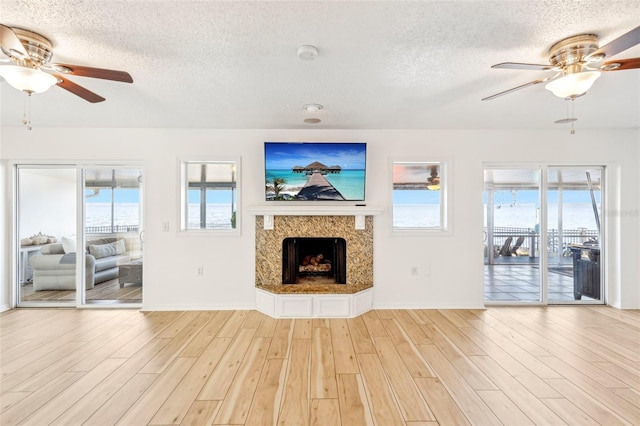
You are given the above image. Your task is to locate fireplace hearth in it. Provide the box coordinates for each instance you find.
[282,237,346,284]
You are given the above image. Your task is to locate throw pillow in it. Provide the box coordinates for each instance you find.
[61,236,76,254]
[89,242,117,259]
[114,239,126,255]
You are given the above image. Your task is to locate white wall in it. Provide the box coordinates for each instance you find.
[1,127,638,310]
[18,169,76,241]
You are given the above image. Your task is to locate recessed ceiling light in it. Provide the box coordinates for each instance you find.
[304,118,321,124]
[297,45,318,61]
[303,103,323,113]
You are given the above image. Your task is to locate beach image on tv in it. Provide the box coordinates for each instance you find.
[265,142,366,201]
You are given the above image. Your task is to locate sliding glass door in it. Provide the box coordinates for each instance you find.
[17,166,77,306]
[546,167,603,303]
[484,169,542,302]
[484,165,604,305]
[15,164,143,307]
[83,167,144,305]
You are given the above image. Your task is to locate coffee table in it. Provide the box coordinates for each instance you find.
[119,259,143,287]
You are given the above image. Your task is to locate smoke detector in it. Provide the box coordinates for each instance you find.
[297,45,318,61]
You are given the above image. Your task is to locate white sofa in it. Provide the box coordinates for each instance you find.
[29,237,130,291]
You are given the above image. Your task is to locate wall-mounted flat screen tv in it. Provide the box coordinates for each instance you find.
[265,142,366,201]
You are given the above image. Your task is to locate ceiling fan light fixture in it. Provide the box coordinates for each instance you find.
[0,65,57,93]
[544,70,601,98]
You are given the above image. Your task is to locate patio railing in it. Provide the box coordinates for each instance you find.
[485,226,598,258]
[86,225,139,234]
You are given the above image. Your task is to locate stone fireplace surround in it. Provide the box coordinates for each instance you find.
[250,206,381,318]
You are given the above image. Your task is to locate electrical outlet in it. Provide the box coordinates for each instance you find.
[411,266,418,276]
[196,266,204,277]
[163,222,170,232]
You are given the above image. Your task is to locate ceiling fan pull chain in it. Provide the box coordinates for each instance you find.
[22,91,33,130]
[570,99,575,135]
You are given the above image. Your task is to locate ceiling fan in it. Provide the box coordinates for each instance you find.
[0,23,133,103]
[482,25,640,101]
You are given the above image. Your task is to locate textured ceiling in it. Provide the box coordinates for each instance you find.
[1,1,639,130]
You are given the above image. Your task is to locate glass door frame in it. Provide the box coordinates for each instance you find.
[546,165,605,305]
[80,164,144,307]
[483,163,605,306]
[14,164,78,308]
[13,161,143,309]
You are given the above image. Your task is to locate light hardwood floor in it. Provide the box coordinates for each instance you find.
[1,307,638,425]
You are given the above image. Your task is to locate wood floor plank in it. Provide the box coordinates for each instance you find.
[416,345,502,425]
[468,355,567,425]
[278,339,311,425]
[198,328,257,400]
[458,325,562,399]
[380,318,436,378]
[356,353,405,425]
[538,356,640,424]
[360,310,388,337]
[336,373,373,426]
[310,398,340,426]
[216,310,250,338]
[267,319,294,359]
[293,318,313,339]
[371,335,434,421]
[476,389,535,425]
[245,358,287,425]
[82,373,158,426]
[20,357,126,426]
[392,309,432,345]
[179,311,229,357]
[116,357,197,425]
[310,327,338,399]
[213,337,271,425]
[540,397,602,426]
[414,377,471,426]
[149,337,232,424]
[544,378,630,426]
[422,323,497,391]
[0,371,83,426]
[346,316,375,353]
[255,315,278,338]
[179,400,221,426]
[140,315,210,374]
[330,319,359,374]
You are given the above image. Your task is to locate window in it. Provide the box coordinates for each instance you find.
[181,161,238,231]
[392,161,447,231]
[85,168,142,234]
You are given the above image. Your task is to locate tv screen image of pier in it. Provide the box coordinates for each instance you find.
[264,142,366,201]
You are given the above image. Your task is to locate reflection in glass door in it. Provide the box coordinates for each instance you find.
[484,169,542,302]
[546,168,603,303]
[83,168,144,305]
[17,166,77,306]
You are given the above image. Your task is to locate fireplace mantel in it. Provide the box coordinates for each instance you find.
[246,204,383,230]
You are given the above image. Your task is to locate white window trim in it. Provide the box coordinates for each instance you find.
[390,157,452,236]
[178,156,241,237]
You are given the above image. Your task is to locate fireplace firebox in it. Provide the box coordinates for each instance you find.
[282,237,346,284]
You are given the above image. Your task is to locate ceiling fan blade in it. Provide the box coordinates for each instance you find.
[587,25,640,61]
[482,77,554,101]
[491,62,555,71]
[601,57,640,71]
[0,24,29,59]
[54,74,105,103]
[50,63,133,83]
